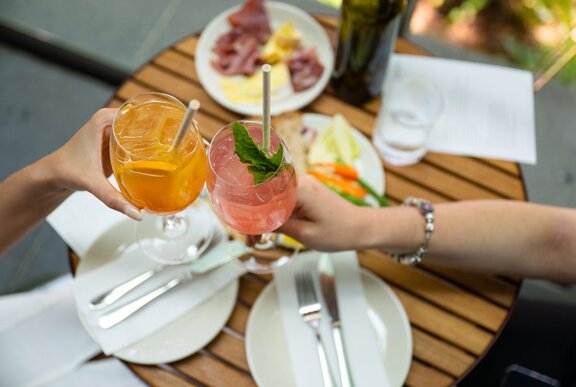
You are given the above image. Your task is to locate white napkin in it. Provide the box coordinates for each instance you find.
[0,275,101,387]
[275,251,390,387]
[47,179,126,258]
[74,239,248,354]
[47,182,249,354]
[45,358,146,387]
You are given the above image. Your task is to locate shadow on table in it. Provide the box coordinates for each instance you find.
[458,297,576,387]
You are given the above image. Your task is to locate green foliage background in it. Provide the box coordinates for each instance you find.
[431,0,576,85]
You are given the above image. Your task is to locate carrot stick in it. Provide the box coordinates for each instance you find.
[315,162,359,180]
[326,185,371,207]
[308,169,366,199]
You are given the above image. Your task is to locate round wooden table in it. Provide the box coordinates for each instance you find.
[75,14,525,387]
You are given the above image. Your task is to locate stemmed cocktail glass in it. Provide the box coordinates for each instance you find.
[111,92,213,265]
[206,120,298,273]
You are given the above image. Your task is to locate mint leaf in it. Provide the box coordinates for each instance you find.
[248,166,277,185]
[232,122,287,183]
[232,122,277,170]
[269,141,284,166]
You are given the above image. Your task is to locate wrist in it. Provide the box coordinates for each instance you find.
[29,153,74,200]
[390,197,435,265]
[360,205,428,253]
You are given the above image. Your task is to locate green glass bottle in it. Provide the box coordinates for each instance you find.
[331,0,406,105]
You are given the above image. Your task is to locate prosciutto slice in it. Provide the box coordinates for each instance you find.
[212,0,271,76]
[227,0,271,43]
[288,47,324,92]
[212,28,261,76]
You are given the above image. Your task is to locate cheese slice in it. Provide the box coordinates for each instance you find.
[219,62,292,104]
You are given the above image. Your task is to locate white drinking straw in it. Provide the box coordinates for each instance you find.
[262,64,271,153]
[172,99,201,151]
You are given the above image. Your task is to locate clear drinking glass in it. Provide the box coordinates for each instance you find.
[111,92,213,265]
[206,121,298,272]
[373,77,444,166]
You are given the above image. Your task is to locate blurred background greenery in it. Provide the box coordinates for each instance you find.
[410,0,576,85]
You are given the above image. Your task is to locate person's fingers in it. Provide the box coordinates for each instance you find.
[246,234,262,247]
[86,176,142,221]
[276,218,309,241]
[100,125,113,177]
[92,108,118,127]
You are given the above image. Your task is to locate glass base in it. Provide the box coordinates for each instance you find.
[242,241,301,274]
[373,133,427,166]
[253,233,275,250]
[137,202,214,265]
[243,255,292,274]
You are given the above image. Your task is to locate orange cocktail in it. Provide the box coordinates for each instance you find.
[111,93,207,215]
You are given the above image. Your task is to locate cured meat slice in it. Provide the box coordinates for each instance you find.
[288,47,324,92]
[227,0,271,43]
[212,32,261,76]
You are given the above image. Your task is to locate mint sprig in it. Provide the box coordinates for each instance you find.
[232,122,285,184]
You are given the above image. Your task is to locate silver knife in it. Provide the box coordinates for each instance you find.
[319,253,354,387]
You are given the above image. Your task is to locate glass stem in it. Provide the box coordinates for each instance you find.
[161,214,187,238]
[254,233,275,250]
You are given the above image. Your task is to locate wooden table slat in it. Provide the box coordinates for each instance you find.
[389,285,493,355]
[238,276,267,307]
[405,360,455,387]
[154,49,199,81]
[360,251,508,332]
[422,263,519,307]
[384,162,507,201]
[225,303,250,335]
[481,158,521,176]
[411,328,476,377]
[424,153,526,200]
[174,36,199,58]
[173,352,256,387]
[384,171,452,204]
[129,364,193,387]
[204,331,250,371]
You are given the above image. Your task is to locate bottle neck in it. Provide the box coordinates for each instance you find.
[340,0,406,23]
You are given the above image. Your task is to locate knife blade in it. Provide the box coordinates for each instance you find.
[319,253,354,387]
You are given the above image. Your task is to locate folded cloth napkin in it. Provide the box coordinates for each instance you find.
[0,275,101,387]
[47,181,126,258]
[47,184,249,355]
[274,251,391,387]
[74,239,248,355]
[45,358,146,387]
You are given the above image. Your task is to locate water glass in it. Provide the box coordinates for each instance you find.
[373,77,444,166]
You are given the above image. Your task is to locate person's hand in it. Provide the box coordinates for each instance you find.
[43,108,142,220]
[277,175,367,251]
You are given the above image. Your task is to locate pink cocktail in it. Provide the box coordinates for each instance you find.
[206,121,297,238]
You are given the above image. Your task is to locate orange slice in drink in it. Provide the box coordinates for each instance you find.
[126,160,178,176]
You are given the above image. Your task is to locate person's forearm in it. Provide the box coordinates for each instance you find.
[361,200,576,282]
[0,156,72,254]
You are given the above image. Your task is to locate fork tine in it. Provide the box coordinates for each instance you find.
[296,272,305,304]
[303,272,314,304]
[296,272,311,307]
[294,270,335,387]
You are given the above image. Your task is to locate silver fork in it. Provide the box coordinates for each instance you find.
[295,271,336,387]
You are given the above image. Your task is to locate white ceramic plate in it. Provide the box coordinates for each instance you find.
[75,219,238,365]
[196,2,334,116]
[303,113,386,203]
[245,269,412,387]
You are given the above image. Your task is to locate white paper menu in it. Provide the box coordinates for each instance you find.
[387,54,536,164]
